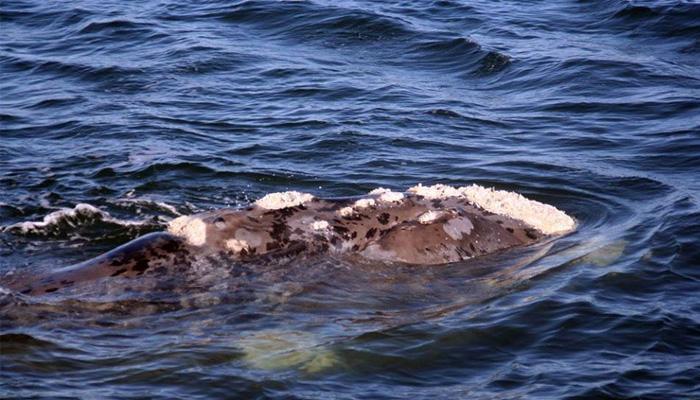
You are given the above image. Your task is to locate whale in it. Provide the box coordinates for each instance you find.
[3,184,575,296]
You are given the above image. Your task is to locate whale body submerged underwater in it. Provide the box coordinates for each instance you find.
[4,184,575,296]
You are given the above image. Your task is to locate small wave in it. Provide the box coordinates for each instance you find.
[0,333,55,349]
[477,51,511,74]
[404,37,480,71]
[404,37,510,75]
[77,19,149,35]
[1,204,161,238]
[24,95,85,110]
[0,54,144,79]
[0,54,150,94]
[212,1,413,45]
[0,5,93,28]
[592,1,700,39]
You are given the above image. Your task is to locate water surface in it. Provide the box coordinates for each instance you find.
[1,0,699,398]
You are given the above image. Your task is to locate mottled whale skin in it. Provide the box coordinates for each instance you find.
[6,185,575,296]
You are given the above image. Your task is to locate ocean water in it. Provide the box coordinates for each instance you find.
[1,0,699,398]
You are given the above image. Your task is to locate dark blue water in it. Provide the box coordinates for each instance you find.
[1,0,699,398]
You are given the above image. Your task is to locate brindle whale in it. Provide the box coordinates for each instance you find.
[5,184,575,296]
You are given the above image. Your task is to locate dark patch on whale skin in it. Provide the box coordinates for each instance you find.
[131,258,150,274]
[525,228,540,240]
[7,232,191,296]
[270,221,289,243]
[377,213,391,225]
[333,225,350,235]
[365,227,378,239]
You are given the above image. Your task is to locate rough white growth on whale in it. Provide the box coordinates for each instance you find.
[254,191,314,210]
[311,220,329,231]
[408,183,462,199]
[168,216,207,246]
[379,191,404,203]
[408,183,575,235]
[459,184,575,235]
[337,206,354,217]
[353,198,376,209]
[369,188,405,203]
[368,188,389,196]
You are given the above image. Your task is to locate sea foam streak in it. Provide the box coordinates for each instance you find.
[1,203,156,236]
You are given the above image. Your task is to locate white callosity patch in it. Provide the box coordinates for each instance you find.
[311,220,329,231]
[168,216,207,246]
[368,188,389,196]
[353,198,376,209]
[379,191,404,203]
[287,216,331,239]
[407,184,462,199]
[254,191,314,210]
[337,207,354,217]
[369,188,405,203]
[442,217,474,240]
[459,184,575,235]
[336,189,404,218]
[409,184,575,235]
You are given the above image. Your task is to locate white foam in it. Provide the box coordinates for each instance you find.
[254,191,314,210]
[1,203,150,234]
[112,198,181,215]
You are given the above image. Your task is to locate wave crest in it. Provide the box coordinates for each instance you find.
[1,203,162,238]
